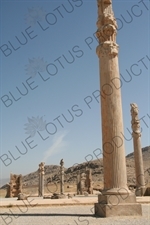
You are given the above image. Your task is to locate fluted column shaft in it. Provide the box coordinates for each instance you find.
[38,162,45,197]
[95,1,142,218]
[133,138,145,188]
[131,103,145,195]
[38,169,41,196]
[41,172,44,196]
[60,159,64,194]
[96,0,129,194]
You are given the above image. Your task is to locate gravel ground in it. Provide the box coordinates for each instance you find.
[0,204,150,225]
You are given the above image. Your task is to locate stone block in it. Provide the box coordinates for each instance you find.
[95,202,142,217]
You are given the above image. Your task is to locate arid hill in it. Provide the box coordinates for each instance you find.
[1,146,150,190]
[20,146,150,188]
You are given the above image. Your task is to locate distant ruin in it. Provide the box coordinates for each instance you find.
[38,162,45,197]
[77,169,93,195]
[6,173,22,198]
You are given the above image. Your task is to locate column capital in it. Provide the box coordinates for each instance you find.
[96,0,117,41]
[60,158,64,167]
[96,0,118,58]
[131,103,142,138]
[96,41,119,57]
[39,162,45,175]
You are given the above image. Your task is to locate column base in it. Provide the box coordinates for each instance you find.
[94,193,142,217]
[102,187,131,195]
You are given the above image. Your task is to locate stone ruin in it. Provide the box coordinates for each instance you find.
[60,158,65,195]
[6,173,22,198]
[44,159,66,199]
[77,169,93,195]
[38,162,45,197]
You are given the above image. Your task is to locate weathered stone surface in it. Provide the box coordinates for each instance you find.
[95,202,142,217]
[6,174,22,198]
[77,169,93,195]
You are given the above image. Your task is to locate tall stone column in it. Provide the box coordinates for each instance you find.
[77,171,80,195]
[9,182,13,198]
[95,0,142,217]
[131,103,145,196]
[96,0,129,195]
[86,169,93,194]
[38,162,45,197]
[41,162,45,197]
[60,159,64,194]
[38,164,41,197]
[18,175,22,195]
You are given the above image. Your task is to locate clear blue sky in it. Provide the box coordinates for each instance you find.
[0,0,150,180]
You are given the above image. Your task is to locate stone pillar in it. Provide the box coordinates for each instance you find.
[89,169,93,194]
[131,103,145,196]
[18,175,22,195]
[60,159,64,194]
[38,164,41,197]
[86,169,93,194]
[41,162,45,197]
[77,171,80,195]
[95,0,142,217]
[80,173,86,194]
[6,174,22,198]
[38,162,45,197]
[9,174,13,198]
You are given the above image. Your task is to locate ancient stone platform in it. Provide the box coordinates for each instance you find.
[0,196,149,208]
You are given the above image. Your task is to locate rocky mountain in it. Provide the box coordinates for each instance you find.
[1,146,150,189]
[22,146,150,188]
[126,146,150,161]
